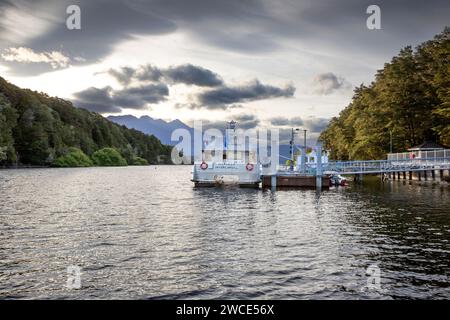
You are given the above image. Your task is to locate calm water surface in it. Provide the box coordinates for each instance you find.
[0,166,449,299]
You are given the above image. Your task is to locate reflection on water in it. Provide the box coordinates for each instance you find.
[0,166,448,299]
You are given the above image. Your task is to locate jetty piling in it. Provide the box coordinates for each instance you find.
[316,143,323,189]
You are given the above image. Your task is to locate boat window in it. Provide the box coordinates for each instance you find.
[226,150,239,160]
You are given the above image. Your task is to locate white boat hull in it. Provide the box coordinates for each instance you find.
[192,162,261,187]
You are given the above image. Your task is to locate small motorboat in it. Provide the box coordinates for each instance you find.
[329,174,348,186]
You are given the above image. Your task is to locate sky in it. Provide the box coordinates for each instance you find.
[0,0,449,142]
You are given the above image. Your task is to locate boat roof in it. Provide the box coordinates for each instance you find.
[408,141,445,151]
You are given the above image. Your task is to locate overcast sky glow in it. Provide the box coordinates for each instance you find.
[0,0,448,140]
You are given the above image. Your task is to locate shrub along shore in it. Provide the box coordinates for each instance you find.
[53,147,148,167]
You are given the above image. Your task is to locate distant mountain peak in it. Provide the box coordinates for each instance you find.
[170,119,184,125]
[107,114,193,148]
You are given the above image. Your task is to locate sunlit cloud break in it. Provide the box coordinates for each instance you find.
[1,47,71,69]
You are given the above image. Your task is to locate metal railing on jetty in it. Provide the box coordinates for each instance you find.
[264,146,450,188]
[323,157,450,175]
[387,149,450,161]
[275,155,450,176]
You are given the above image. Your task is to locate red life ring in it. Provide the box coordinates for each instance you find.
[200,161,208,170]
[246,163,254,171]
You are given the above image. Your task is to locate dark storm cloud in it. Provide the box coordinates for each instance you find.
[303,117,330,133]
[0,0,270,75]
[269,117,329,132]
[72,86,119,113]
[278,129,324,146]
[1,0,449,76]
[197,115,328,145]
[234,114,260,130]
[135,65,163,83]
[164,64,223,87]
[107,67,139,86]
[269,117,304,127]
[202,114,260,131]
[270,117,330,145]
[275,117,329,145]
[197,80,295,107]
[112,83,168,107]
[108,64,223,87]
[174,102,243,110]
[312,72,350,95]
[108,65,162,85]
[0,0,177,75]
[72,83,168,113]
[79,64,294,112]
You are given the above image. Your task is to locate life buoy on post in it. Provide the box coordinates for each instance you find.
[246,163,254,171]
[200,161,208,170]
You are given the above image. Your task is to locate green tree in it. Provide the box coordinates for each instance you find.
[320,28,450,160]
[130,156,149,165]
[0,94,18,164]
[54,147,93,167]
[91,148,128,166]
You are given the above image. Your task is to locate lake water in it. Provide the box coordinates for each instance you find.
[0,166,448,299]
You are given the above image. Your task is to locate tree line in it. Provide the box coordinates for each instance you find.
[320,28,449,160]
[0,77,172,167]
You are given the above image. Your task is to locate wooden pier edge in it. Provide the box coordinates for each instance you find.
[262,175,330,189]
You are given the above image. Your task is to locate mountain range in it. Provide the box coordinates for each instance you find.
[108,115,192,146]
[108,115,295,163]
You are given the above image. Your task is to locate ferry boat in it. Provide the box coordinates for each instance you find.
[192,121,261,187]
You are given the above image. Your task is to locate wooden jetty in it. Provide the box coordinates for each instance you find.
[261,144,450,190]
[261,143,329,189]
[262,174,330,189]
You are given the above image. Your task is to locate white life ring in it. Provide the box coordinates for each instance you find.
[200,161,208,170]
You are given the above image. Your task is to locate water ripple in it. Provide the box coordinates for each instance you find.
[0,166,449,299]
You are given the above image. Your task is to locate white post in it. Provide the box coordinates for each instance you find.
[316,143,323,189]
[271,134,279,190]
[271,175,277,190]
[300,146,306,173]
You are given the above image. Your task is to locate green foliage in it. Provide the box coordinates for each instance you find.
[0,94,18,164]
[92,148,128,166]
[320,28,450,160]
[0,78,173,166]
[53,147,93,167]
[130,156,149,165]
[0,146,6,162]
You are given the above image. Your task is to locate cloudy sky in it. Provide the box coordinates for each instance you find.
[0,0,448,141]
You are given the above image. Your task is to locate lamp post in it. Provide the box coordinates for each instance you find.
[302,129,308,173]
[390,130,393,154]
[290,128,300,171]
[303,129,307,153]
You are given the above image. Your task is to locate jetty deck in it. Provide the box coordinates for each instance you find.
[261,155,450,189]
[262,174,330,188]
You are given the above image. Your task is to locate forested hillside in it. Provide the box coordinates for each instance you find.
[0,77,172,166]
[320,28,450,160]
